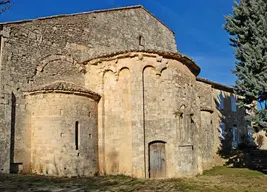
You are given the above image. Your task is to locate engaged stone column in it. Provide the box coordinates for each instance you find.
[130,64,145,178]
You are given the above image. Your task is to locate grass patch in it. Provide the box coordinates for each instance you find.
[203,166,265,177]
[1,167,267,192]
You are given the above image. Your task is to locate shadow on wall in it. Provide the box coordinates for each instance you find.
[10,92,19,173]
[215,93,243,159]
[214,93,267,172]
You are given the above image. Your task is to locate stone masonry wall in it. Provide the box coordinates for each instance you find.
[195,81,214,171]
[0,5,247,177]
[24,93,98,177]
[0,7,177,173]
[143,62,198,177]
[212,88,246,165]
[102,69,132,176]
[200,110,214,170]
[85,52,200,178]
[196,80,246,168]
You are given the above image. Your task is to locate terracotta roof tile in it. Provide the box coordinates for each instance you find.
[197,77,234,93]
[26,81,100,101]
[85,49,200,76]
[0,5,174,33]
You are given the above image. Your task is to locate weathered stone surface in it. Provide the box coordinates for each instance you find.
[196,79,247,169]
[0,5,177,174]
[0,5,246,178]
[24,92,98,176]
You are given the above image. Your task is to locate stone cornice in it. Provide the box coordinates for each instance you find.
[197,77,234,93]
[24,81,101,101]
[84,50,201,76]
[0,5,174,34]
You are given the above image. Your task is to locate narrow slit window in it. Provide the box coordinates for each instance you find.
[179,113,184,141]
[232,125,238,148]
[231,95,237,112]
[138,35,144,46]
[75,121,79,150]
[219,122,225,140]
[218,92,224,110]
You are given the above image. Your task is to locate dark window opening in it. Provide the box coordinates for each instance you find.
[75,121,79,150]
[232,124,238,148]
[231,95,237,112]
[219,122,225,140]
[218,92,224,110]
[139,35,144,46]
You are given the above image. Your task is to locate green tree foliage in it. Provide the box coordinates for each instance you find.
[224,0,267,130]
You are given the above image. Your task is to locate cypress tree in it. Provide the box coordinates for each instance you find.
[224,0,267,130]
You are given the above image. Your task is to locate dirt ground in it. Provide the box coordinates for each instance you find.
[0,166,267,192]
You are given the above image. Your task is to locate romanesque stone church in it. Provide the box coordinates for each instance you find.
[0,5,246,178]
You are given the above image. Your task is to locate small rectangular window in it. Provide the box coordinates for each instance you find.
[138,35,144,46]
[219,122,225,140]
[231,96,237,112]
[218,92,224,110]
[232,125,238,148]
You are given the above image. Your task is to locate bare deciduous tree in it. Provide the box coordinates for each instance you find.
[0,0,13,14]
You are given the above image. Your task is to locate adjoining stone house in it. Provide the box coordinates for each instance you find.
[0,5,247,178]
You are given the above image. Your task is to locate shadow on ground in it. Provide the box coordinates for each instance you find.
[1,167,267,192]
[214,94,267,174]
[0,174,142,192]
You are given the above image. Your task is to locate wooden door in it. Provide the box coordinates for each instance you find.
[149,142,166,178]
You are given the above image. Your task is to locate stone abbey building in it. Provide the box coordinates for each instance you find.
[0,5,246,178]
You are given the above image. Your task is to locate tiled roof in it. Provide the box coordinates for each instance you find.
[0,5,174,34]
[26,81,100,100]
[197,77,234,93]
[85,49,200,76]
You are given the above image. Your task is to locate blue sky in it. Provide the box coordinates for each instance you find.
[0,0,236,85]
